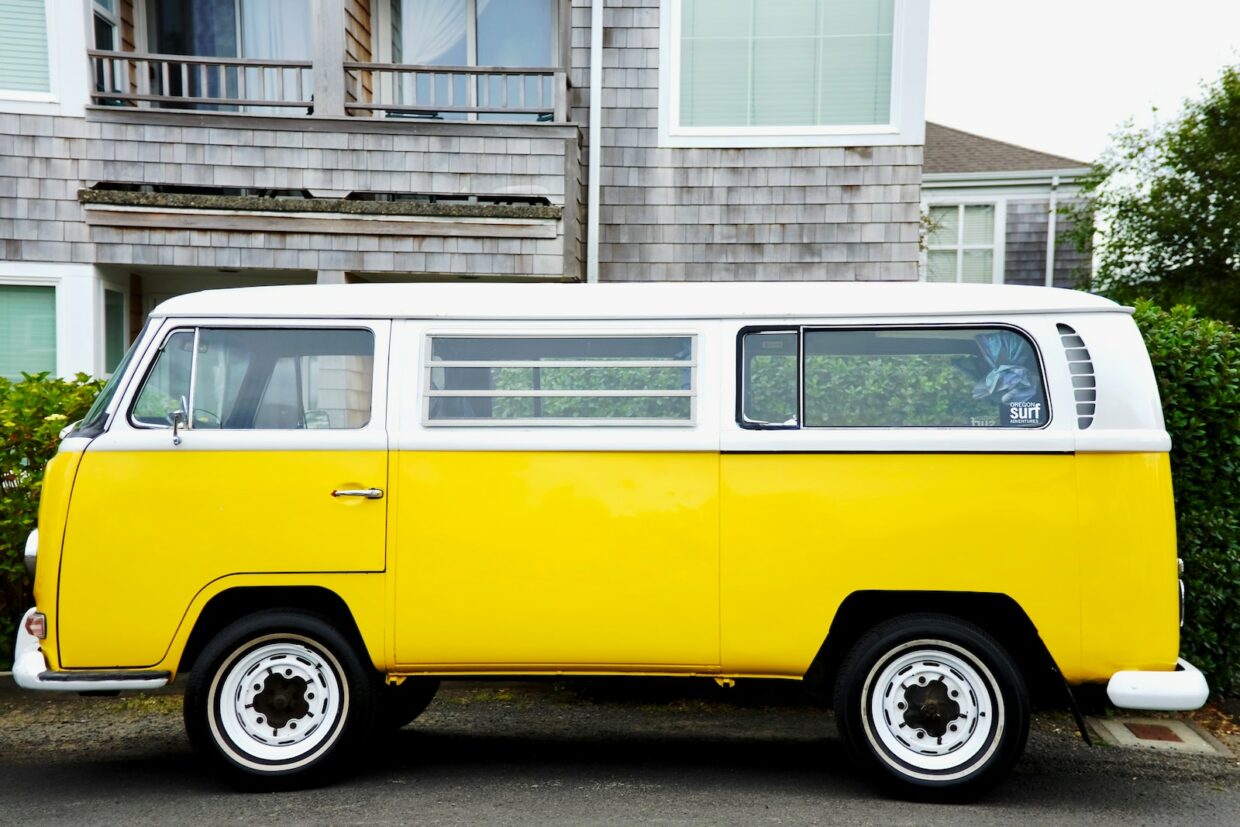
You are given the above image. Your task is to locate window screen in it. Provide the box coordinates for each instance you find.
[426,335,695,425]
[740,327,1048,429]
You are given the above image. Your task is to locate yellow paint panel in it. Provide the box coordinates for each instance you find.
[1076,453,1179,679]
[31,447,86,670]
[720,454,1083,677]
[393,451,719,667]
[58,450,387,668]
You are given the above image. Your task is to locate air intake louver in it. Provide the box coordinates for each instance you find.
[1057,323,1095,429]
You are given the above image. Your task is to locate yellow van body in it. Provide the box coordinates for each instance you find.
[14,283,1204,792]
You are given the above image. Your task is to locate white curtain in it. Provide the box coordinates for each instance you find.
[400,0,491,65]
[240,0,312,60]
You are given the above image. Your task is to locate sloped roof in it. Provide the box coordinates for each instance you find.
[924,122,1089,175]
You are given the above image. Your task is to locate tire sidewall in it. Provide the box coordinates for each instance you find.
[835,615,1029,800]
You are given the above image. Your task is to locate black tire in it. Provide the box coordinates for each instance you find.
[184,611,377,788]
[375,678,441,731]
[833,613,1029,802]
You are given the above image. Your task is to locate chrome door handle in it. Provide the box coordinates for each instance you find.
[331,488,384,499]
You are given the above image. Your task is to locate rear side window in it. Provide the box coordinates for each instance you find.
[131,328,374,430]
[425,335,696,425]
[740,326,1048,429]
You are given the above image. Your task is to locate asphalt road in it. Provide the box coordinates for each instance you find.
[2,677,1238,825]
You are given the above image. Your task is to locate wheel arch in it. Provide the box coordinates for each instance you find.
[803,590,1064,707]
[178,586,370,675]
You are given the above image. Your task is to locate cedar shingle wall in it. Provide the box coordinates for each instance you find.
[345,0,373,105]
[1003,199,1090,288]
[0,114,578,278]
[569,0,922,281]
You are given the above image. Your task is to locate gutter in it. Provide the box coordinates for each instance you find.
[586,0,604,283]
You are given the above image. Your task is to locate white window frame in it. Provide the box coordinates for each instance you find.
[0,0,89,116]
[921,200,1006,285]
[0,262,102,378]
[658,0,928,148]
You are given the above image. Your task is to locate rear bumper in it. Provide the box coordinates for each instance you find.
[13,608,170,693]
[1107,658,1210,711]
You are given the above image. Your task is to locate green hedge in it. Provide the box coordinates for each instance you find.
[1133,302,1240,696]
[0,373,103,668]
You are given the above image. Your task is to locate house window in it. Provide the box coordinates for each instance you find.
[0,0,51,94]
[663,0,927,147]
[679,0,894,129]
[104,289,127,374]
[93,0,119,51]
[425,335,696,425]
[388,0,556,120]
[925,204,997,284]
[0,285,56,380]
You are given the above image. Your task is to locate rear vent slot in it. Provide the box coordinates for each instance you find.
[1057,323,1096,429]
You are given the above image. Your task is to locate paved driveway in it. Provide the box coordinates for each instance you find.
[2,678,1237,825]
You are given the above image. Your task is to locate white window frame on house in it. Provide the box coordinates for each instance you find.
[920,200,1006,285]
[0,0,89,116]
[657,0,928,148]
[0,263,103,378]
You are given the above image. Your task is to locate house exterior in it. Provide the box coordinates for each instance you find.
[920,122,1091,288]
[1,0,930,380]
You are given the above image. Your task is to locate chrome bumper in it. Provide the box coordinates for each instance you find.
[1107,658,1210,711]
[12,608,170,693]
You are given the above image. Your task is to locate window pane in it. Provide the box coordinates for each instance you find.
[925,250,957,283]
[104,289,126,373]
[132,331,194,426]
[961,250,994,284]
[927,206,958,247]
[680,38,750,126]
[802,328,1047,428]
[817,24,893,125]
[427,335,695,424]
[0,285,56,380]
[683,0,751,38]
[963,204,995,245]
[820,0,895,36]
[196,329,374,429]
[396,0,467,64]
[0,0,51,93]
[753,37,817,126]
[478,0,552,66]
[741,331,798,426]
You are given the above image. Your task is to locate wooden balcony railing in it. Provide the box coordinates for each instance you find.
[344,63,568,122]
[88,50,313,110]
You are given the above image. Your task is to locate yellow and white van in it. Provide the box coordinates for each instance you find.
[14,282,1207,798]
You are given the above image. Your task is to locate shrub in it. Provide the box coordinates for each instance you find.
[0,372,103,668]
[1133,302,1240,696]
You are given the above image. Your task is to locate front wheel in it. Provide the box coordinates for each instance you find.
[184,611,377,787]
[833,613,1029,801]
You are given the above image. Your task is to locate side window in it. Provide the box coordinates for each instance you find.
[740,330,798,427]
[131,328,374,430]
[739,327,1048,429]
[425,335,695,425]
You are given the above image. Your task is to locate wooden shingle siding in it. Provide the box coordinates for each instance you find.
[569,0,922,282]
[345,0,374,106]
[1003,199,1088,288]
[0,112,579,280]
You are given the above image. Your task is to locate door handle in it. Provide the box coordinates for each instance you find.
[331,488,384,500]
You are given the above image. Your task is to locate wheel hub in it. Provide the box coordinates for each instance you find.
[901,677,961,738]
[251,671,311,730]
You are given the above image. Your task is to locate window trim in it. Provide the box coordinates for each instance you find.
[422,331,699,428]
[127,324,379,432]
[0,0,59,106]
[735,323,1052,431]
[658,0,928,148]
[922,201,1005,285]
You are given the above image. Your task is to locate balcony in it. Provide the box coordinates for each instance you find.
[87,0,570,123]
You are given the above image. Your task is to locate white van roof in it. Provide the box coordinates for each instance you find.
[150,282,1127,321]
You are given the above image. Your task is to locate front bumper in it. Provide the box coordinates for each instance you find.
[12,608,171,693]
[1107,658,1210,711]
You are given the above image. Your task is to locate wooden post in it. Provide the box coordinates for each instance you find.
[312,0,346,118]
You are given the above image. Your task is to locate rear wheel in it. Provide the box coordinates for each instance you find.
[184,611,376,787]
[833,613,1029,801]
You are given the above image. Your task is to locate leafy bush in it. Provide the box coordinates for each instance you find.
[0,372,103,668]
[1134,302,1240,695]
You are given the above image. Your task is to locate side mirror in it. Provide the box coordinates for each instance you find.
[171,409,186,446]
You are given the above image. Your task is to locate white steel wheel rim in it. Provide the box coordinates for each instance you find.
[861,639,1004,781]
[208,634,347,771]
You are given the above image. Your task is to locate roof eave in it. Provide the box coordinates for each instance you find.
[922,167,1093,189]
